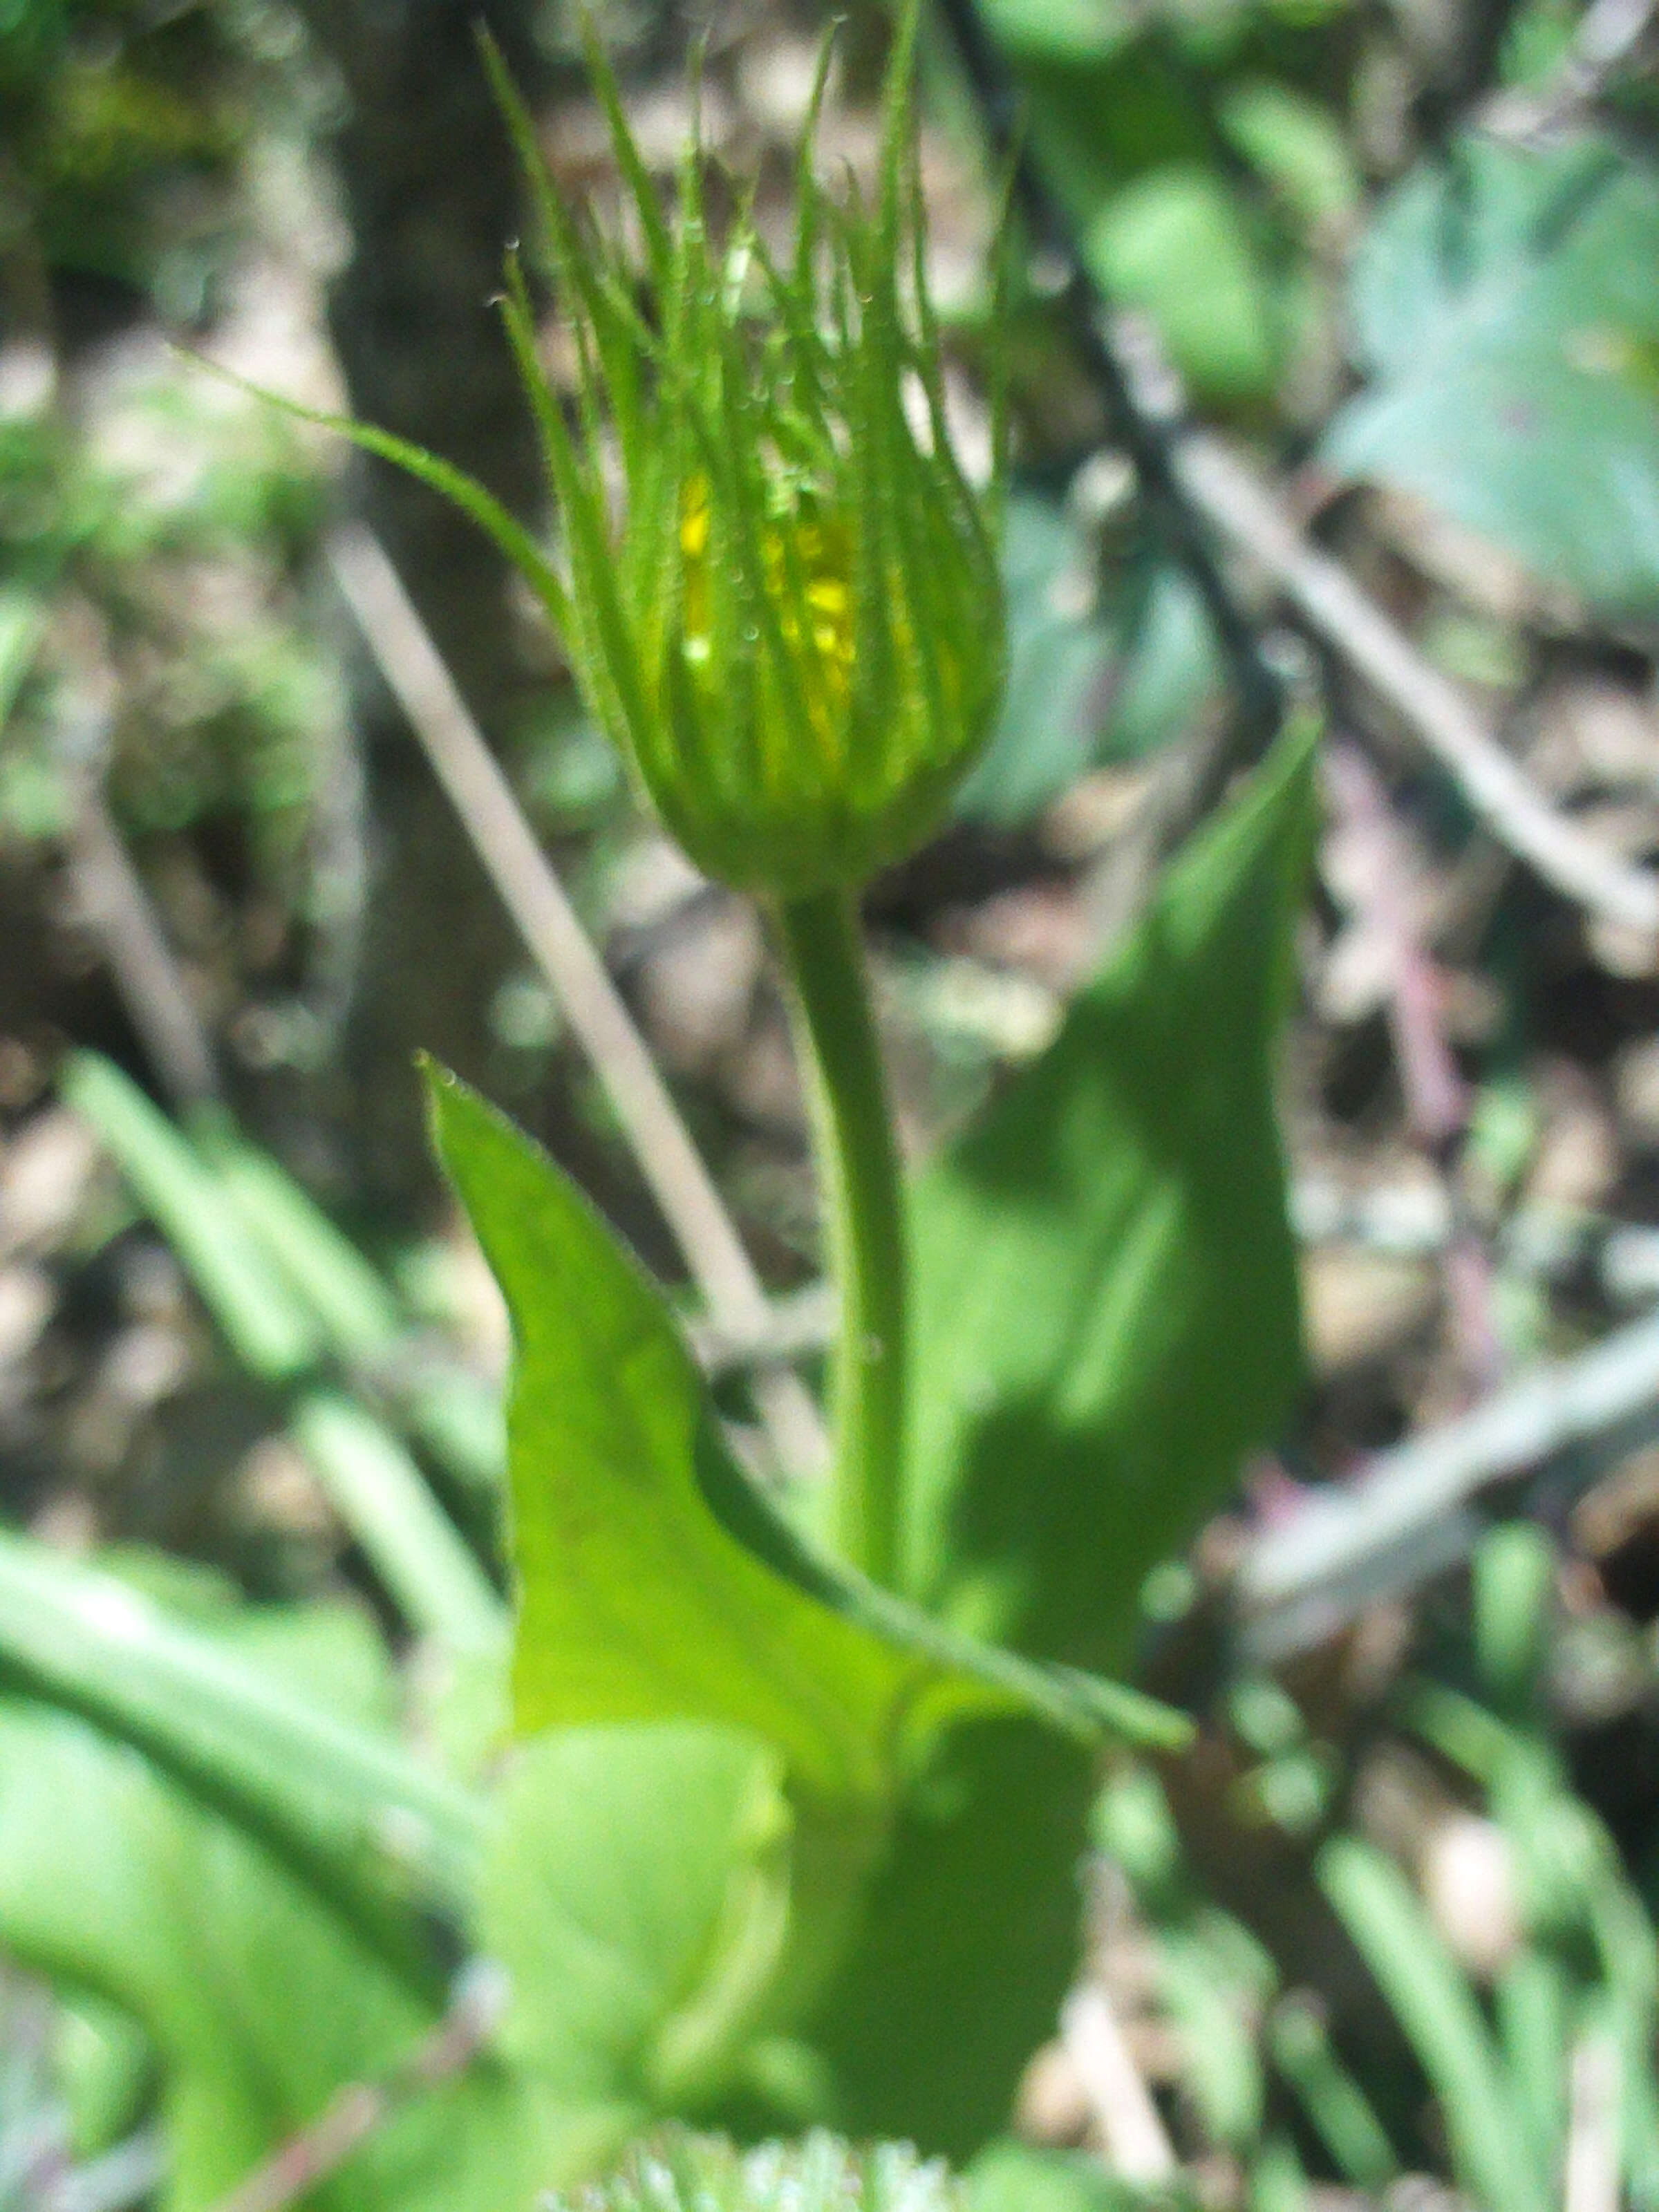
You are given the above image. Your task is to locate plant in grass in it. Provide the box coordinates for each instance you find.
[0,17,1315,2212]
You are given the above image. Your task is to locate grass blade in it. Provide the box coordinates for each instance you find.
[1269,1995,1398,2189]
[290,1392,503,1651]
[1319,1836,1549,2212]
[62,1051,317,1384]
[66,1055,501,1647]
[0,1533,486,1952]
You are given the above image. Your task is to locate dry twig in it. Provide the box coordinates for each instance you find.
[1322,741,1468,1151]
[1239,1301,1659,1656]
[61,718,221,1113]
[327,525,827,1478]
[1060,1985,1178,2185]
[1174,435,1659,948]
[686,1278,836,1378]
[205,1965,504,2212]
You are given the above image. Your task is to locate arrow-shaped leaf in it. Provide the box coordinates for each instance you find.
[427,1071,1183,1811]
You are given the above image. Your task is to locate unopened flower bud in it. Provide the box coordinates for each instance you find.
[491,10,1006,897]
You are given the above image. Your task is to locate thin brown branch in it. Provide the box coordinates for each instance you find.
[1172,433,1659,949]
[1322,741,1468,1152]
[326,525,827,1479]
[686,1278,836,1378]
[205,1965,505,2212]
[65,760,221,1113]
[1239,1300,1659,1657]
[1060,1985,1178,2185]
[1322,742,1503,1393]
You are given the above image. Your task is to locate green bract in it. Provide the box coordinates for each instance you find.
[485,15,1007,898]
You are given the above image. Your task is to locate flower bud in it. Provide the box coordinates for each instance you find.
[489,11,1006,898]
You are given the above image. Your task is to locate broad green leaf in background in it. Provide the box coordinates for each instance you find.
[953,0,1349,406]
[1104,568,1224,763]
[1324,132,1659,613]
[427,1073,1183,1808]
[953,498,1224,828]
[1087,167,1280,402]
[976,70,1284,406]
[903,723,1313,1673]
[0,1593,535,2212]
[954,494,1121,825]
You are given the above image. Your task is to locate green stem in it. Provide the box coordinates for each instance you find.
[776,888,908,1590]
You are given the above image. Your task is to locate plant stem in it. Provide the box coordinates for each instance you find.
[776,888,908,1589]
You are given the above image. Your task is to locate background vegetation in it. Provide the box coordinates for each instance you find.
[2,3,1659,2212]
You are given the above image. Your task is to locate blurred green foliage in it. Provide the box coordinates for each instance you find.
[0,375,336,853]
[0,0,314,313]
[1,10,1658,2212]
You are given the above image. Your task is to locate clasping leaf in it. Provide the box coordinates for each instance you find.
[425,1069,1185,1813]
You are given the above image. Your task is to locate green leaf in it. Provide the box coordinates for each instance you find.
[1156,1918,1268,2149]
[1219,84,1360,233]
[1095,1766,1275,2154]
[476,1723,795,2163]
[427,1071,1185,1806]
[978,0,1138,64]
[0,1600,534,2212]
[953,507,1223,829]
[55,1992,155,2158]
[287,1391,504,1651]
[1247,2137,1311,2212]
[953,493,1119,825]
[1087,167,1280,402]
[200,1120,405,1363]
[61,1051,318,1385]
[1102,567,1224,767]
[198,1116,505,1496]
[810,738,1309,2156]
[0,585,46,730]
[1323,133,1659,612]
[429,1069,914,1803]
[809,1718,1095,2157]
[1267,1998,1398,2191]
[903,723,1313,1672]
